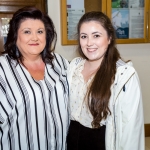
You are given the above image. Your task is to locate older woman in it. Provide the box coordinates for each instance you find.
[0,6,69,150]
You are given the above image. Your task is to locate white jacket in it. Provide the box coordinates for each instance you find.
[68,57,145,150]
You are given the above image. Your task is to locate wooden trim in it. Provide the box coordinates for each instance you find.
[60,0,68,45]
[145,124,150,137]
[0,1,47,13]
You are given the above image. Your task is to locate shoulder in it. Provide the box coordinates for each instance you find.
[69,57,83,67]
[0,54,6,62]
[68,57,84,73]
[0,54,17,67]
[53,53,68,62]
[52,53,69,70]
[68,57,84,74]
[115,59,139,87]
[0,54,10,67]
[67,57,84,84]
[116,59,136,76]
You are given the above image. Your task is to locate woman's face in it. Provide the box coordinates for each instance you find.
[16,18,46,59]
[79,21,110,64]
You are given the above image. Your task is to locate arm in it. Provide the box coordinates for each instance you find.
[0,74,7,125]
[119,71,145,150]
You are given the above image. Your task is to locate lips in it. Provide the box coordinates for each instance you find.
[87,48,97,52]
[29,43,39,46]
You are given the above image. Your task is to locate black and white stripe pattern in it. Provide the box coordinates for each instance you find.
[0,53,69,150]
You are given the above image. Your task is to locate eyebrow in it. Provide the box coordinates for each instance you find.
[21,28,30,30]
[80,31,102,35]
[21,28,45,31]
[92,31,102,35]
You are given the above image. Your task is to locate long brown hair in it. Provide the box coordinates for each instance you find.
[77,11,121,128]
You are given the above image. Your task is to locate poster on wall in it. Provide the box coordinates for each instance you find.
[67,9,84,40]
[67,0,85,40]
[129,0,144,8]
[129,8,144,38]
[112,9,129,39]
[112,0,128,8]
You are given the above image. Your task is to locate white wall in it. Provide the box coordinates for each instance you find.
[48,0,150,123]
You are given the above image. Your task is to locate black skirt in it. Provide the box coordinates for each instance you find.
[67,120,106,150]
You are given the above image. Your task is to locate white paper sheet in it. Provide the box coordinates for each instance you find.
[67,0,84,9]
[67,8,85,40]
[129,0,144,8]
[129,8,144,38]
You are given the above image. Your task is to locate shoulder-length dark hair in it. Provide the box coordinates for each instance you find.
[77,11,121,128]
[2,6,57,66]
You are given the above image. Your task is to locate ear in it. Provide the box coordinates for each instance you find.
[108,37,111,44]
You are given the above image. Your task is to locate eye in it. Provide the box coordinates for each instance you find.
[80,35,87,39]
[24,30,31,34]
[38,30,44,34]
[94,34,100,38]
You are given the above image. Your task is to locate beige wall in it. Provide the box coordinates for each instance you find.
[48,0,150,123]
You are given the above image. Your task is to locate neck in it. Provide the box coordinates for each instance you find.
[23,55,43,64]
[85,59,102,72]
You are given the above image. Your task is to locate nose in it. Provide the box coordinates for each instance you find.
[31,33,38,41]
[87,37,93,46]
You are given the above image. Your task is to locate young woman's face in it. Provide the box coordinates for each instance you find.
[79,21,110,63]
[16,18,46,59]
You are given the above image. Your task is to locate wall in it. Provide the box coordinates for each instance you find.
[48,0,150,123]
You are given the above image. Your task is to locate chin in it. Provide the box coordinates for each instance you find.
[88,58,98,62]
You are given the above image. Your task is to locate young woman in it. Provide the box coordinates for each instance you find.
[67,11,144,150]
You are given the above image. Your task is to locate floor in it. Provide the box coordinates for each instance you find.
[145,137,150,150]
